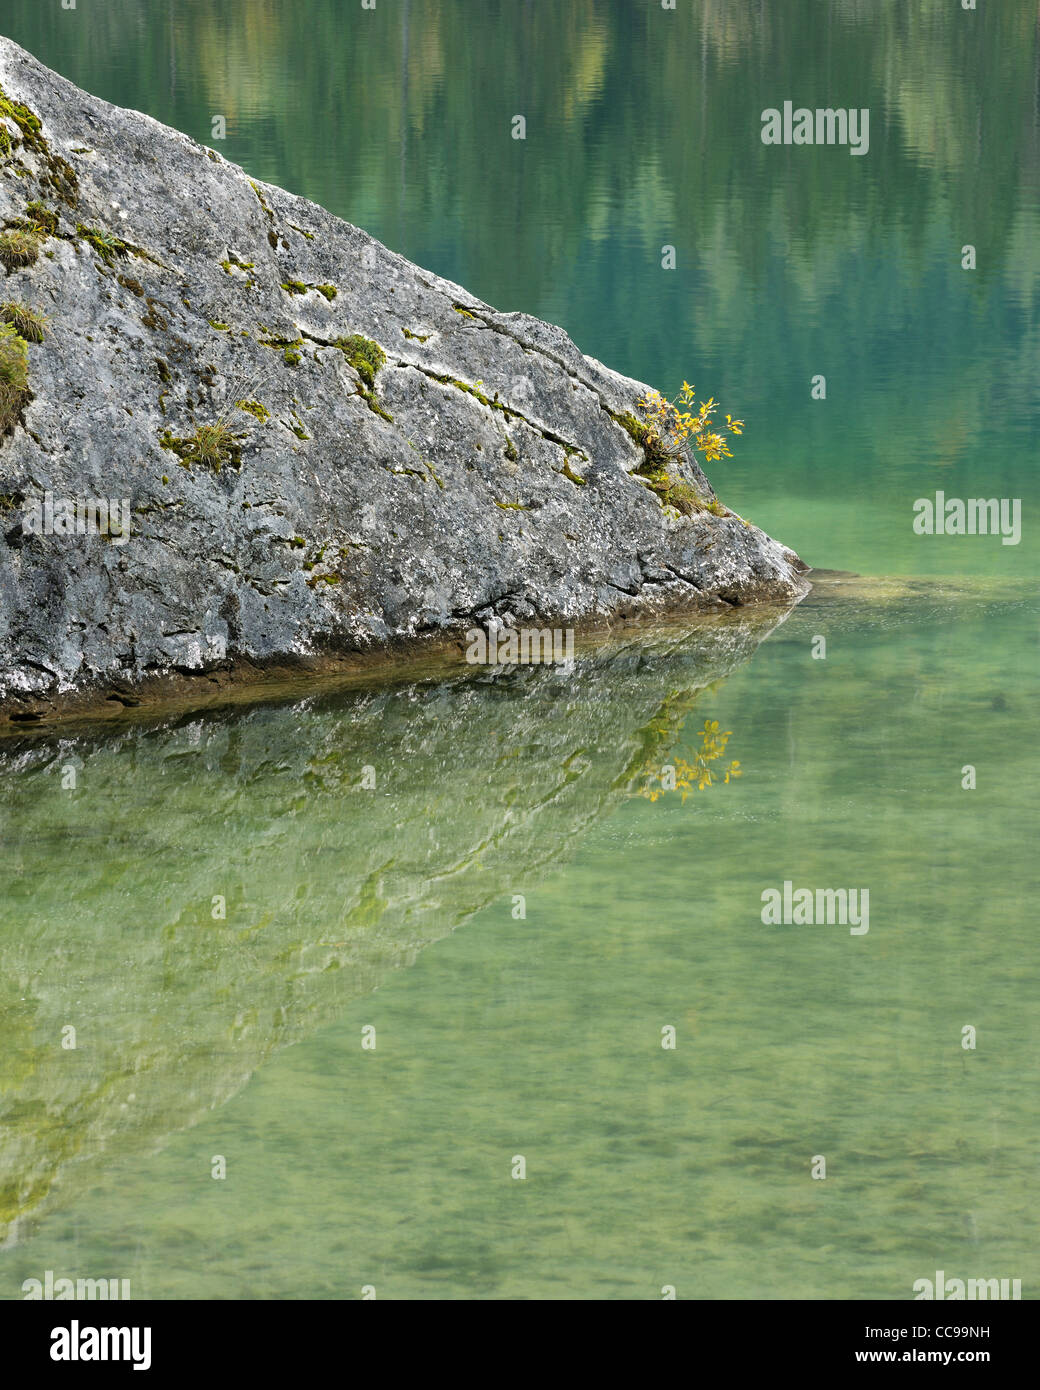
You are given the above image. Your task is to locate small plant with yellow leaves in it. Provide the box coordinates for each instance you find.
[620,382,744,516]
[638,381,744,466]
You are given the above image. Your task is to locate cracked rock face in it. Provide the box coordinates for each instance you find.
[0,36,809,713]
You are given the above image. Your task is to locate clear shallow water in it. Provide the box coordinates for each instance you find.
[0,0,1038,1299]
[1,582,1038,1299]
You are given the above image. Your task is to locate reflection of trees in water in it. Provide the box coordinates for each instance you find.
[16,1,1038,282]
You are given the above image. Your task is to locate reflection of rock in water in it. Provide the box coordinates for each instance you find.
[0,607,789,1243]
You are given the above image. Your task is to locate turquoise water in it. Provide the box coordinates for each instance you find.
[1,1,1038,1299]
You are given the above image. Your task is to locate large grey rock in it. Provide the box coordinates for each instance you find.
[0,37,809,718]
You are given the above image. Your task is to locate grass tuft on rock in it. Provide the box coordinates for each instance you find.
[184,424,238,469]
[0,321,30,435]
[77,224,134,266]
[0,228,41,271]
[160,422,242,472]
[0,302,48,342]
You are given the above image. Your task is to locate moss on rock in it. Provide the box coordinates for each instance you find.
[334,334,385,389]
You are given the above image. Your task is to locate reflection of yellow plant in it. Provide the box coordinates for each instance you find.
[638,719,742,803]
[638,382,744,465]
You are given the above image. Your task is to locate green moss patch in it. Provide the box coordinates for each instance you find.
[0,88,42,142]
[281,279,337,302]
[220,253,257,289]
[249,180,274,220]
[24,201,58,235]
[357,389,392,422]
[0,84,79,206]
[257,332,304,366]
[286,409,310,440]
[333,334,386,388]
[332,335,391,418]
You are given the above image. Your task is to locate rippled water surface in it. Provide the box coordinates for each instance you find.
[1,0,1038,1299]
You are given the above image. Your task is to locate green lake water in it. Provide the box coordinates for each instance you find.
[1,1,1038,1299]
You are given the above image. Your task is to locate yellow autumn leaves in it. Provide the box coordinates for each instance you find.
[638,719,742,803]
[637,382,744,465]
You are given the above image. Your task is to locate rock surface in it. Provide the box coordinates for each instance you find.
[0,36,809,717]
